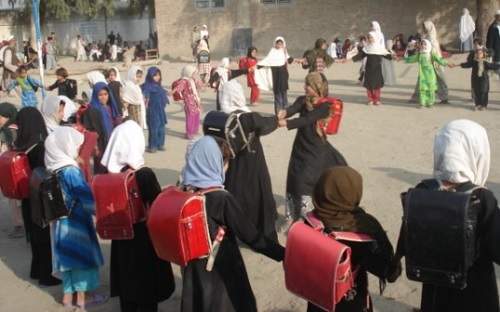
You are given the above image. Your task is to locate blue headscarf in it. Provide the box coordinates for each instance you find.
[90,82,120,138]
[141,67,169,107]
[182,136,225,189]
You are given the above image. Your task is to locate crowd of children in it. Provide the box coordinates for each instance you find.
[2,15,500,311]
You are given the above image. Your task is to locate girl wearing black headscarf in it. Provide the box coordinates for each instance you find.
[308,166,401,312]
[0,102,24,238]
[15,107,61,286]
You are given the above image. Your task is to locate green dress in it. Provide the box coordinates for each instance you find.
[404,52,447,92]
[405,53,447,105]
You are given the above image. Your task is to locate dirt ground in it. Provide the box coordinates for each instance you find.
[1,52,500,312]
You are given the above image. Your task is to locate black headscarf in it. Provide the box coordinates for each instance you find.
[15,107,48,151]
[0,102,18,146]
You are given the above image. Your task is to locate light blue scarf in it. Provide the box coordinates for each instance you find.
[182,136,225,189]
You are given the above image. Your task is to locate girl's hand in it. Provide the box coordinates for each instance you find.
[277,110,287,120]
[278,119,287,128]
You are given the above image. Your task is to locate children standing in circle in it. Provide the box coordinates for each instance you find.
[5,65,43,108]
[348,32,394,105]
[404,39,450,108]
[173,65,203,140]
[142,67,169,153]
[44,127,106,309]
[258,36,295,114]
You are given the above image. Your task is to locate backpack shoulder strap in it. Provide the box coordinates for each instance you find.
[420,179,441,190]
[304,211,325,231]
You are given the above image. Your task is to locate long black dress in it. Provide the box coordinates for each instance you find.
[181,191,285,312]
[460,59,500,108]
[224,112,279,241]
[110,167,175,311]
[22,143,61,286]
[352,51,392,90]
[285,98,347,197]
[396,187,500,312]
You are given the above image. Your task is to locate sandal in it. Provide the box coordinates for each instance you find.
[79,294,108,309]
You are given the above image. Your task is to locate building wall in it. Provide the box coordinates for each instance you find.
[155,0,477,60]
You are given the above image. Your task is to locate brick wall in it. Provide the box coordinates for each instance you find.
[155,0,478,61]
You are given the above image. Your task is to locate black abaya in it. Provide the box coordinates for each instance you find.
[285,97,347,197]
[224,112,279,240]
[181,191,285,312]
[352,50,392,90]
[110,167,175,310]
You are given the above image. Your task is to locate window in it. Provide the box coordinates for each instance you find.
[195,0,225,9]
[261,0,293,4]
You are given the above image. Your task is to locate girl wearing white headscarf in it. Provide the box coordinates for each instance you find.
[349,32,393,105]
[87,71,106,88]
[173,64,203,139]
[100,120,175,311]
[370,21,385,46]
[58,95,77,123]
[41,95,65,132]
[410,20,450,103]
[257,36,295,114]
[209,57,249,110]
[219,80,281,240]
[459,8,476,52]
[404,39,449,107]
[122,66,145,127]
[45,127,105,309]
[396,119,500,312]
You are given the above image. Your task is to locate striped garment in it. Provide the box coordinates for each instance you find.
[51,166,104,275]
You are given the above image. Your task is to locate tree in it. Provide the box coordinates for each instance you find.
[476,0,498,40]
[127,0,155,17]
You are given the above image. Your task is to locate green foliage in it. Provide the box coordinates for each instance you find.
[24,0,116,20]
[126,0,155,17]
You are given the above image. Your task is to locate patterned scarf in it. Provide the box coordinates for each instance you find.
[305,72,331,138]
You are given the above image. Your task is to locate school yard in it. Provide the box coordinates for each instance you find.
[1,53,500,312]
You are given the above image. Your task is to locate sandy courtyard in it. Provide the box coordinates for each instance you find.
[1,52,500,312]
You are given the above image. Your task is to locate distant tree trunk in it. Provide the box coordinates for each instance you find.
[29,0,37,49]
[476,0,498,39]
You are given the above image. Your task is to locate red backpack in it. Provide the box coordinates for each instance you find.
[284,211,373,311]
[171,78,184,101]
[92,169,146,240]
[315,97,343,135]
[0,150,31,199]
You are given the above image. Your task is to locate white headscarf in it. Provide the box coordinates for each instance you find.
[371,21,385,46]
[362,31,390,55]
[58,95,77,122]
[459,8,475,42]
[258,36,290,67]
[433,119,490,187]
[108,66,122,82]
[420,39,433,61]
[423,20,442,57]
[101,120,145,173]
[215,57,230,84]
[200,25,209,40]
[87,71,106,87]
[44,126,84,171]
[220,80,251,114]
[122,66,144,106]
[181,64,200,105]
[42,95,62,132]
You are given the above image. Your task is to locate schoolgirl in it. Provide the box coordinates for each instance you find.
[404,39,449,108]
[349,32,394,105]
[142,67,169,153]
[44,127,106,309]
[101,121,175,312]
[173,65,203,139]
[122,66,146,127]
[180,135,285,312]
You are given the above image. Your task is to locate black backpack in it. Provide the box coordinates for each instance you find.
[400,179,481,289]
[30,166,76,228]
